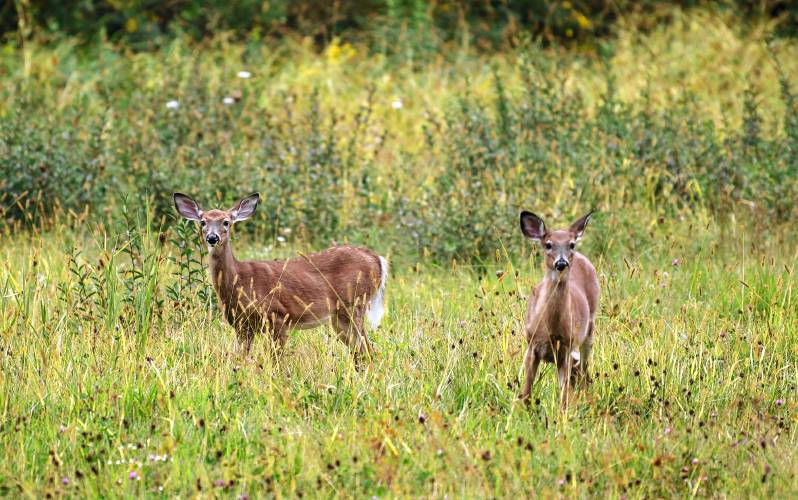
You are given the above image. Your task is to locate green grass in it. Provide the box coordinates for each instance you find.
[1,212,795,497]
[1,7,797,497]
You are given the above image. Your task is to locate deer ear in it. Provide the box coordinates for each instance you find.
[520,211,546,242]
[173,193,203,221]
[230,193,260,222]
[569,210,594,241]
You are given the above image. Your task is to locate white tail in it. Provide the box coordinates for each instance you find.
[367,256,389,329]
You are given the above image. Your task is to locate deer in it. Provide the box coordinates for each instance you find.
[173,192,388,364]
[518,210,599,409]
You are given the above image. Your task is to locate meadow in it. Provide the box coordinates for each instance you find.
[1,6,797,497]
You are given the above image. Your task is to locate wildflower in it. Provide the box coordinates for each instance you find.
[664,427,672,435]
[276,236,286,243]
[672,259,681,266]
[59,424,67,433]
[692,458,699,465]
[129,471,138,481]
[214,479,226,488]
[238,494,249,500]
[166,100,179,110]
[61,477,70,485]
[237,71,251,79]
[223,97,235,105]
[558,478,565,486]
[775,399,785,406]
[392,99,403,110]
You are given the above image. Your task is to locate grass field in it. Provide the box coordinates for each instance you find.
[1,7,797,498]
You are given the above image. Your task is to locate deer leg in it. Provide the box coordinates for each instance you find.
[557,350,574,410]
[265,317,288,359]
[333,308,372,367]
[577,325,594,387]
[235,328,255,356]
[519,345,540,404]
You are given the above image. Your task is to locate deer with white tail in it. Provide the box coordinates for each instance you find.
[518,210,599,409]
[173,192,388,364]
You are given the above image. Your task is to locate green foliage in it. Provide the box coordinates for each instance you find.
[1,11,797,495]
[400,51,797,263]
[4,1,798,50]
[2,38,795,265]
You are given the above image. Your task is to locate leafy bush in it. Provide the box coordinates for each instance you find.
[1,34,796,265]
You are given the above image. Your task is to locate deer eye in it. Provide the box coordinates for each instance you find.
[545,242,552,250]
[200,220,206,227]
[570,242,575,249]
[223,220,230,227]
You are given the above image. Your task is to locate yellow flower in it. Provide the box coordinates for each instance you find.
[325,37,357,65]
[572,11,593,30]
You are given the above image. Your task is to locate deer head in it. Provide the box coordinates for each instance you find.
[520,210,593,277]
[173,193,260,251]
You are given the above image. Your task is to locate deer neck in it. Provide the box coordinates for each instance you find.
[543,270,571,322]
[207,242,238,295]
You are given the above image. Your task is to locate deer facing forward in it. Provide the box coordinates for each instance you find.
[174,192,388,362]
[518,210,599,408]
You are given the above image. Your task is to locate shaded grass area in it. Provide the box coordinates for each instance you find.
[0,213,795,496]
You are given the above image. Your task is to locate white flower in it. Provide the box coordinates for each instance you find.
[237,70,251,79]
[223,96,235,105]
[276,236,286,243]
[392,99,403,109]
[166,100,180,110]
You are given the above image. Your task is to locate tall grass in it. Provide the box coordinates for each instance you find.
[1,8,797,497]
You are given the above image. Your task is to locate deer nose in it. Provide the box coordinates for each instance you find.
[206,233,220,246]
[554,259,568,272]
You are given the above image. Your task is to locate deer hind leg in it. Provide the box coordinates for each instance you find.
[333,306,372,366]
[519,345,541,404]
[575,320,594,388]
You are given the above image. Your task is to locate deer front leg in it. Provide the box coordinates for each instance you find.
[557,351,575,410]
[519,345,540,404]
[235,328,255,356]
[266,316,289,359]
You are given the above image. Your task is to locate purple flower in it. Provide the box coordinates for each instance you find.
[129,471,138,481]
[558,479,565,486]
[775,399,785,407]
[61,477,70,485]
[672,259,681,267]
[664,427,672,434]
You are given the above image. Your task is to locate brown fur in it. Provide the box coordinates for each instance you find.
[518,212,600,408]
[174,194,386,361]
